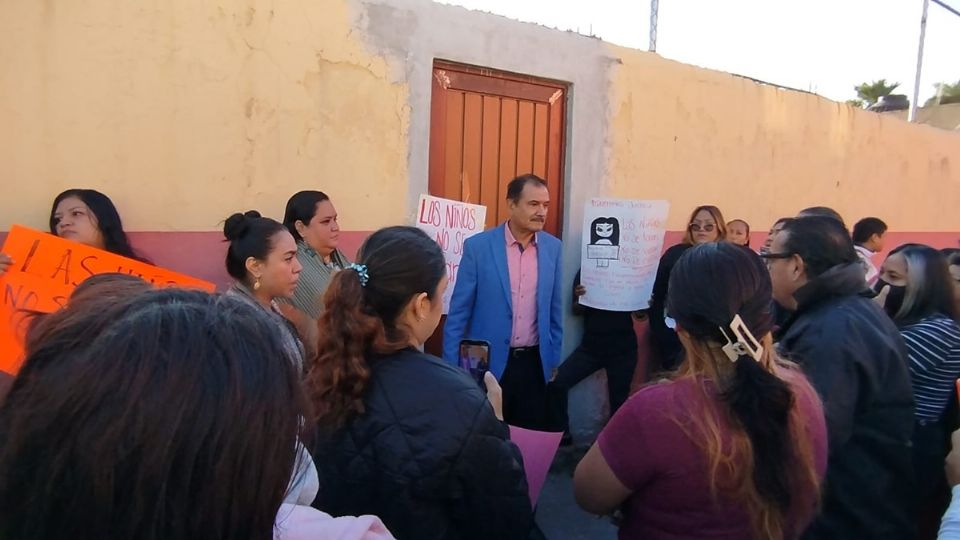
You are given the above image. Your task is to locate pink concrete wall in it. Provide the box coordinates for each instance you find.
[3,227,957,391]
[3,230,956,292]
[664,230,960,257]
[0,230,370,292]
[130,231,369,291]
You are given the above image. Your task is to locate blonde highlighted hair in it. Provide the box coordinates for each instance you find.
[682,205,727,245]
[671,333,822,539]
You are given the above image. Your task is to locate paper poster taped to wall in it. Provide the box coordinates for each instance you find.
[415,195,487,314]
[579,199,669,312]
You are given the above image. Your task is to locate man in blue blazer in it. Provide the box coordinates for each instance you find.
[444,174,564,430]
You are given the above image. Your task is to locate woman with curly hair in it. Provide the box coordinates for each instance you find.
[306,226,532,540]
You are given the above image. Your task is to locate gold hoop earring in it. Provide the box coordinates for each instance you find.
[253,277,261,291]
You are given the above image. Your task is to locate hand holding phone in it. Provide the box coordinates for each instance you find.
[459,339,490,388]
[482,372,504,421]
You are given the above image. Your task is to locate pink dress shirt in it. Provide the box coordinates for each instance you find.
[505,224,539,348]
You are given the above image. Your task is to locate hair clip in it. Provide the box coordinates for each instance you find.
[719,314,763,363]
[347,263,369,287]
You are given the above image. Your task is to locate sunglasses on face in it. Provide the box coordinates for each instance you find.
[688,223,716,232]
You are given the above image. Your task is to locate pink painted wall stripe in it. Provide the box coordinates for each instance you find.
[1,230,957,292]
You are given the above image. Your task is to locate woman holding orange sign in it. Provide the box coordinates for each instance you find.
[49,189,145,260]
[1,188,142,276]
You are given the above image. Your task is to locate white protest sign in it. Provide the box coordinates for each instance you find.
[415,195,487,314]
[579,199,669,311]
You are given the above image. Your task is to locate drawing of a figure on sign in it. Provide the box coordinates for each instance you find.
[587,217,620,267]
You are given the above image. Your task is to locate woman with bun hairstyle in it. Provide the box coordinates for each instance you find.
[223,210,320,507]
[223,211,305,367]
[307,226,533,539]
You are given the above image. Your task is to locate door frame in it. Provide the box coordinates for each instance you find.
[428,59,568,237]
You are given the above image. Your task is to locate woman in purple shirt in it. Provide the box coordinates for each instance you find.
[574,242,828,540]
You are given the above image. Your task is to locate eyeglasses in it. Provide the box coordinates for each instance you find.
[688,223,716,232]
[759,251,795,267]
[759,252,795,260]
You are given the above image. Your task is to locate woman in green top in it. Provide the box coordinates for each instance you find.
[283,191,351,319]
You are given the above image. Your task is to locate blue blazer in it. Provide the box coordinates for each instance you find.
[443,223,564,382]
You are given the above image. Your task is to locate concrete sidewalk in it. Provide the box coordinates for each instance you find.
[534,446,618,539]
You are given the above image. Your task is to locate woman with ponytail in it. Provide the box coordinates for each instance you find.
[306,226,532,539]
[574,242,828,539]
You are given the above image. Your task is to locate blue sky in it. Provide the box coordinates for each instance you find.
[438,0,960,104]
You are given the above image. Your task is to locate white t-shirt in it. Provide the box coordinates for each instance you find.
[855,245,879,285]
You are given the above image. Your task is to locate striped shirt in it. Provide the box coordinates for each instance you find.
[901,314,960,421]
[289,242,351,320]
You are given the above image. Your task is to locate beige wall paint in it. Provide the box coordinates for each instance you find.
[0,0,409,232]
[2,0,958,239]
[605,48,960,232]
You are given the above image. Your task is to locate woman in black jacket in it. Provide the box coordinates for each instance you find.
[648,205,726,373]
[306,226,532,540]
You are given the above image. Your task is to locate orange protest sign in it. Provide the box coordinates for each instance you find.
[0,225,216,374]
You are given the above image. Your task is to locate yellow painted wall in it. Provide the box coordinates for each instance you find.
[605,47,960,232]
[0,0,408,232]
[2,0,958,238]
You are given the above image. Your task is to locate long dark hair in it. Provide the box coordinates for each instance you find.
[0,289,305,540]
[589,217,620,245]
[667,242,821,539]
[223,211,288,284]
[888,243,958,324]
[306,226,445,429]
[283,190,330,242]
[49,189,141,260]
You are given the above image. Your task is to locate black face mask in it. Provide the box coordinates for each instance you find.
[874,278,906,317]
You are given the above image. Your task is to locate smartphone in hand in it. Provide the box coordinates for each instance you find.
[459,339,490,388]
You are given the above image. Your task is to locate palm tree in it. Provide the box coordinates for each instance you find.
[925,80,960,106]
[852,79,900,107]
